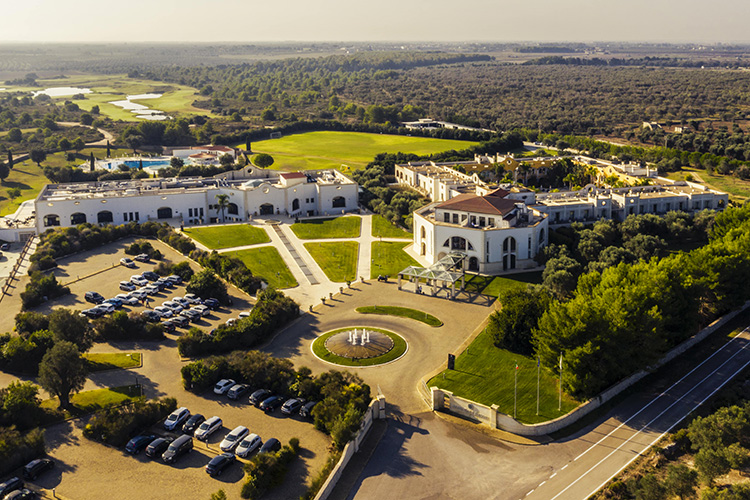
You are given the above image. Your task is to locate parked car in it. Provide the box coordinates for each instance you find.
[220,426,249,452]
[162,301,184,314]
[4,488,35,500]
[194,416,222,441]
[250,389,273,407]
[227,384,249,400]
[0,243,9,251]
[281,398,304,416]
[0,477,23,498]
[205,453,235,476]
[235,433,262,458]
[145,437,172,458]
[164,407,191,431]
[119,281,136,292]
[125,434,157,454]
[225,318,237,327]
[172,297,190,307]
[134,253,150,262]
[103,297,123,309]
[182,413,205,435]
[81,308,105,319]
[213,379,236,395]
[155,277,174,289]
[84,291,104,304]
[130,275,148,286]
[192,304,210,317]
[166,274,183,285]
[22,458,53,480]
[181,308,202,321]
[171,315,191,328]
[142,271,159,281]
[162,435,193,464]
[260,396,284,413]
[299,401,318,419]
[259,438,281,454]
[143,284,160,295]
[203,298,220,310]
[184,293,201,304]
[120,257,136,268]
[94,302,115,314]
[141,310,161,323]
[129,289,147,300]
[238,311,251,319]
[161,320,176,333]
[153,306,173,318]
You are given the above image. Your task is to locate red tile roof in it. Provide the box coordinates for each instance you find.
[280,172,306,179]
[437,188,517,216]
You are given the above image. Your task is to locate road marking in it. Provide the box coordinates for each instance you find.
[571,328,749,463]
[538,481,546,487]
[547,335,750,500]
[550,472,557,478]
[525,490,534,496]
[561,464,568,470]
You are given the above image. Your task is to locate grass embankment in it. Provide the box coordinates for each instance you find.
[665,166,750,200]
[225,247,298,289]
[41,385,141,415]
[312,328,407,367]
[243,131,479,174]
[290,216,361,239]
[371,215,411,239]
[464,271,543,297]
[428,329,579,424]
[356,306,442,327]
[183,224,270,249]
[370,241,420,279]
[84,353,141,372]
[304,242,358,282]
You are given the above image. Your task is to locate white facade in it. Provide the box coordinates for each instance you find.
[35,169,358,232]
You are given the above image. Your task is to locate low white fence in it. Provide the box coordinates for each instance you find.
[431,301,750,436]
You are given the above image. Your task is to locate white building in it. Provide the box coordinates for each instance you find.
[35,168,358,232]
[413,189,548,274]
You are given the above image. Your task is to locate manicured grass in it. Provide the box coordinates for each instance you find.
[312,327,407,367]
[225,246,298,289]
[464,271,543,297]
[356,306,442,327]
[244,131,479,173]
[665,166,750,200]
[84,353,141,372]
[290,217,361,239]
[370,241,421,279]
[183,224,270,249]
[41,385,141,413]
[428,329,579,424]
[0,160,49,216]
[371,215,412,239]
[304,242,358,282]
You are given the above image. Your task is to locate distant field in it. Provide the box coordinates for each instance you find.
[665,167,750,200]
[183,224,270,249]
[243,131,478,173]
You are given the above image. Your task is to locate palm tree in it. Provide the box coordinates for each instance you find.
[518,162,532,185]
[215,194,229,223]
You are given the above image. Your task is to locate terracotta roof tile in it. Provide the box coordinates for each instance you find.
[437,188,517,216]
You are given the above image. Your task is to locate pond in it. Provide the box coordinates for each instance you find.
[109,93,169,121]
[32,87,92,97]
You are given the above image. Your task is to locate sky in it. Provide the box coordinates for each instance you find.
[2,0,750,43]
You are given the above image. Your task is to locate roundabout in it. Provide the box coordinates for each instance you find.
[311,327,408,367]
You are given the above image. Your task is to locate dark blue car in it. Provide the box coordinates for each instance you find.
[125,434,157,454]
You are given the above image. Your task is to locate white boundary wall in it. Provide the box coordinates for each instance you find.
[431,301,750,436]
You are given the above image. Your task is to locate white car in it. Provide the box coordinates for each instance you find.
[162,301,184,314]
[164,407,191,431]
[220,426,249,452]
[129,289,147,300]
[94,303,115,314]
[131,275,148,287]
[238,311,251,319]
[153,306,173,318]
[194,416,222,441]
[119,281,136,292]
[115,293,140,306]
[172,297,190,308]
[213,379,236,395]
[143,285,160,295]
[184,293,201,305]
[192,305,210,317]
[120,257,136,268]
[225,318,237,327]
[235,433,262,458]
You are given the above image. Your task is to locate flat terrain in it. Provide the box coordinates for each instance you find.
[370,241,420,279]
[224,246,298,289]
[245,131,478,173]
[465,271,543,297]
[290,216,361,239]
[304,242,358,282]
[371,215,411,239]
[183,224,270,249]
[666,167,750,200]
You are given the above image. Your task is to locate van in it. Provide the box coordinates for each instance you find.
[162,434,193,464]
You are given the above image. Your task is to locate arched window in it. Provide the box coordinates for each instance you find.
[332,196,346,208]
[156,207,172,220]
[502,236,517,271]
[443,239,450,248]
[97,210,113,223]
[451,236,467,251]
[259,203,274,215]
[44,214,60,227]
[292,198,300,211]
[227,203,239,215]
[70,212,87,225]
[420,226,426,239]
[420,242,426,256]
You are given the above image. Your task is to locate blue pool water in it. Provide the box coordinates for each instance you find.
[101,158,172,170]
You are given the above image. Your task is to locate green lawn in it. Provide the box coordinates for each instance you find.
[370,241,420,279]
[84,353,141,371]
[428,329,579,424]
[183,224,270,249]
[312,327,407,367]
[243,131,478,173]
[0,160,49,216]
[665,167,750,200]
[304,242,359,282]
[356,306,442,327]
[225,246,298,289]
[290,217,361,239]
[41,385,141,413]
[371,215,412,239]
[464,271,543,297]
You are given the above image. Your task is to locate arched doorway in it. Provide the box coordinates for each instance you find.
[259,203,274,216]
[502,236,517,271]
[292,198,300,211]
[469,257,479,271]
[420,242,426,255]
[97,210,113,224]
[70,212,87,225]
[44,214,60,227]
[227,203,239,215]
[157,207,173,219]
[332,196,346,208]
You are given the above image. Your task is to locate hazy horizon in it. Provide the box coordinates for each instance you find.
[3,0,750,44]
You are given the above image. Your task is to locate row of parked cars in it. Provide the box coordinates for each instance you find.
[0,459,54,500]
[214,379,318,417]
[81,273,185,319]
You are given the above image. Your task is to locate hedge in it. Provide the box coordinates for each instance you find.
[83,397,177,448]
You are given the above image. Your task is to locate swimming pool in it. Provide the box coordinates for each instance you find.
[99,158,174,171]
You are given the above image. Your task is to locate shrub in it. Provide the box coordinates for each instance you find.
[240,438,300,499]
[0,427,45,477]
[21,272,70,309]
[83,397,177,448]
[0,330,55,374]
[93,311,165,341]
[14,312,50,336]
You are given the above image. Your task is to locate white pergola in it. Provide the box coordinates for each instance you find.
[398,252,467,298]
